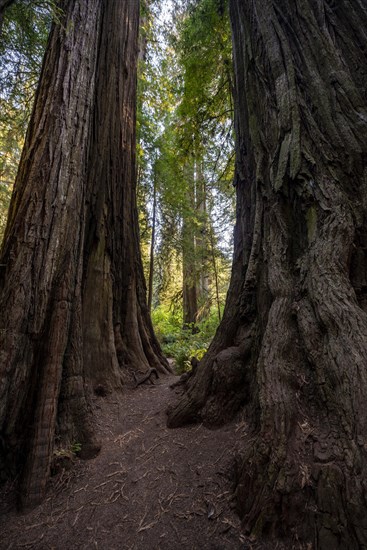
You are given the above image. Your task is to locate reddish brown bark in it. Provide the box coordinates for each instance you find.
[167,1,367,547]
[0,0,170,509]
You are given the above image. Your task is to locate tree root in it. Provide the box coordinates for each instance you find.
[133,368,159,388]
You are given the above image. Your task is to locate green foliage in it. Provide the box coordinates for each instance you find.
[137,0,235,328]
[175,0,234,153]
[52,441,81,474]
[0,0,56,147]
[152,303,221,373]
[0,180,11,243]
[0,1,56,244]
[71,442,82,455]
[53,441,81,460]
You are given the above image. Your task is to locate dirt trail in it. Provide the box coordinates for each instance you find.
[0,375,246,549]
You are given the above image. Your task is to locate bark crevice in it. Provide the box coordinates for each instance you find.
[167,1,367,547]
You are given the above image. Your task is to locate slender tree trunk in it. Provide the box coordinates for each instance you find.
[148,162,157,311]
[168,1,367,548]
[0,0,170,510]
[196,159,211,320]
[182,161,199,328]
[208,224,221,322]
[182,230,198,327]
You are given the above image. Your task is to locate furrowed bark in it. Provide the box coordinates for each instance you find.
[167,1,367,547]
[83,0,170,379]
[0,0,170,508]
[0,0,102,507]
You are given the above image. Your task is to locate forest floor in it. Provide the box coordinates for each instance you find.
[0,374,251,550]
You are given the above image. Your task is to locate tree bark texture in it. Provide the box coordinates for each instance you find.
[167,1,367,548]
[0,0,169,509]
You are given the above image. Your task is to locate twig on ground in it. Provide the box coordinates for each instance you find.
[137,520,158,533]
[74,484,89,493]
[137,442,161,460]
[213,448,227,465]
[133,470,149,483]
[107,470,127,478]
[170,521,180,540]
[18,534,44,548]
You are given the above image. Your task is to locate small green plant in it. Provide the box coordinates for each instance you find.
[51,441,82,475]
[53,441,81,459]
[71,442,82,454]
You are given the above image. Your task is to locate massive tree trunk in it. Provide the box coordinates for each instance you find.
[82,0,170,386]
[168,1,367,548]
[0,0,169,509]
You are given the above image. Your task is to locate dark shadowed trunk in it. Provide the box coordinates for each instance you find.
[182,162,199,328]
[196,159,211,321]
[168,1,367,548]
[0,0,169,509]
[182,230,199,328]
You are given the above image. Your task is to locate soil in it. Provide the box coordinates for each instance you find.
[0,374,249,550]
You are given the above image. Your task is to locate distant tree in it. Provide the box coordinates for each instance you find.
[137,0,234,326]
[168,1,367,548]
[0,0,169,509]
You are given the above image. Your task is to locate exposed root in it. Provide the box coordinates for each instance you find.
[133,368,159,388]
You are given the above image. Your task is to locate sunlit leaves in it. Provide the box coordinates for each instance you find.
[0,1,56,243]
[137,0,235,319]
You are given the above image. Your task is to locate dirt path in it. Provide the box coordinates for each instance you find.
[0,375,246,549]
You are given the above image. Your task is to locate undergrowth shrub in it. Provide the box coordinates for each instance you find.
[151,305,220,374]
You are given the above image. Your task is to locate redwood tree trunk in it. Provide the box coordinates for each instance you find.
[0,0,169,509]
[167,1,367,548]
[82,0,170,386]
[182,223,198,327]
[182,162,199,328]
